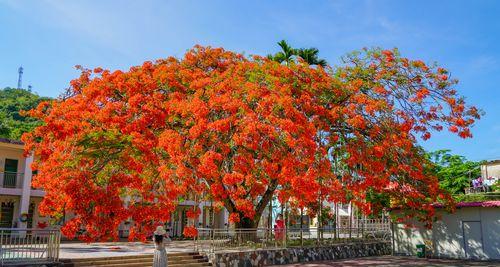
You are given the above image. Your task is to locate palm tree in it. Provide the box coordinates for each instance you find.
[296,48,327,67]
[268,40,327,67]
[269,40,297,65]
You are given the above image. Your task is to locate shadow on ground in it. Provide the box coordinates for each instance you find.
[269,255,500,267]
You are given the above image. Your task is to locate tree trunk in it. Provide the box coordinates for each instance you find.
[222,181,277,230]
[235,216,260,243]
[235,216,259,229]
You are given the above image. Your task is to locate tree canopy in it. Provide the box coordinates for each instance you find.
[427,150,483,195]
[0,87,50,140]
[23,45,480,241]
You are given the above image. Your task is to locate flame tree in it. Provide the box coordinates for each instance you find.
[23,46,480,241]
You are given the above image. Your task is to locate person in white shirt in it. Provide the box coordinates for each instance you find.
[483,176,497,192]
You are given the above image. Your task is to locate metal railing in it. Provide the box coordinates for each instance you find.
[0,172,24,189]
[0,228,61,265]
[195,219,391,253]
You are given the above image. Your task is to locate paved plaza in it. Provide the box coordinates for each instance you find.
[270,256,499,267]
[59,242,499,267]
[58,240,195,259]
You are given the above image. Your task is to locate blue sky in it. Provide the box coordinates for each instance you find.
[0,0,499,161]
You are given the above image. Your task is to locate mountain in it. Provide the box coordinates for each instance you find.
[0,87,51,141]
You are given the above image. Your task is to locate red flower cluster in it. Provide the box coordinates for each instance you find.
[23,46,480,240]
[182,226,198,238]
[37,221,48,229]
[186,207,201,219]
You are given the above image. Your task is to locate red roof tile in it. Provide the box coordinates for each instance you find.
[432,200,500,208]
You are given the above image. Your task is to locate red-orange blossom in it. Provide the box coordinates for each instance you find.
[23,46,480,241]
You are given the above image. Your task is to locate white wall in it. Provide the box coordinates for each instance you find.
[0,146,27,189]
[30,197,50,228]
[0,146,26,173]
[393,221,432,256]
[481,162,500,179]
[481,208,500,258]
[393,207,500,260]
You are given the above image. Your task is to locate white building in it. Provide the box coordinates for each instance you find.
[481,160,500,179]
[308,202,359,229]
[481,160,500,188]
[392,201,500,260]
[161,200,228,237]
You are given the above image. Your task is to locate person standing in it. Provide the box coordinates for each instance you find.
[274,214,285,243]
[153,226,168,267]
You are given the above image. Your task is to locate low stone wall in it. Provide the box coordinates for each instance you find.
[211,241,391,267]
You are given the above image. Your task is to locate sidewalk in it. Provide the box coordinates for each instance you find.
[59,240,195,259]
[269,256,499,267]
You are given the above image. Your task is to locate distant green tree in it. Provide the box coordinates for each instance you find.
[427,150,483,195]
[0,87,51,140]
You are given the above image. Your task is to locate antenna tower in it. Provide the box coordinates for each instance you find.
[17,66,23,89]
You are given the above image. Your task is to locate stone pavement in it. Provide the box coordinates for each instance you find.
[269,256,499,267]
[59,240,195,259]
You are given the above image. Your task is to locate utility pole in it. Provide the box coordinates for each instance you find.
[17,66,23,89]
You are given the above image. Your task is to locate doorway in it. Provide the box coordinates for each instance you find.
[171,207,188,237]
[0,202,15,228]
[462,221,485,259]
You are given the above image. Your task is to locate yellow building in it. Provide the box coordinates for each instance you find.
[0,138,46,229]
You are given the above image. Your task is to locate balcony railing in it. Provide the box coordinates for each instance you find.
[0,172,24,189]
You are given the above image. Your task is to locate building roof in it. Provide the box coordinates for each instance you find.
[0,138,24,145]
[433,200,500,209]
[483,159,500,165]
[390,200,500,211]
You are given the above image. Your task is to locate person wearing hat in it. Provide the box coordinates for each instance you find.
[153,225,168,267]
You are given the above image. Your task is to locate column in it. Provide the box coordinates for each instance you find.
[224,209,229,228]
[18,155,33,236]
[197,202,204,228]
[169,212,174,237]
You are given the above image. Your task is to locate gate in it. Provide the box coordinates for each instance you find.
[0,228,61,265]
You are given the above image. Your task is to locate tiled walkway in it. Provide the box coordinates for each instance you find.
[59,240,195,259]
[59,243,499,266]
[269,256,499,267]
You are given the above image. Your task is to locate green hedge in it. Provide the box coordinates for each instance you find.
[453,192,500,202]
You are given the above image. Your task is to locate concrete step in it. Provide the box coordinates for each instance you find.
[71,257,207,266]
[71,258,150,266]
[63,256,151,263]
[88,263,210,267]
[61,252,210,267]
[63,252,196,262]
[89,264,150,267]
[170,263,211,267]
